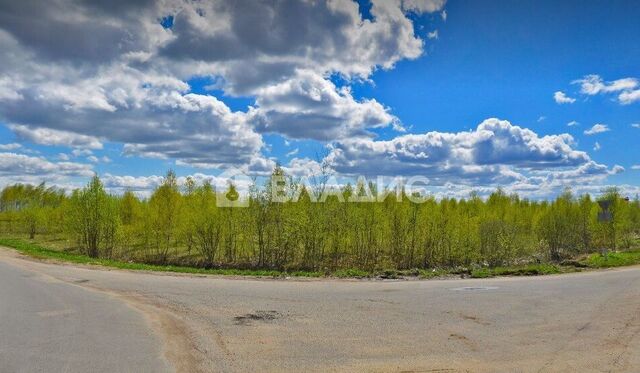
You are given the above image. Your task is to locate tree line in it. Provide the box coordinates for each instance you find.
[1,169,639,272]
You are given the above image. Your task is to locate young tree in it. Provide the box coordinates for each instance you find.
[148,170,182,263]
[193,182,222,267]
[68,175,120,258]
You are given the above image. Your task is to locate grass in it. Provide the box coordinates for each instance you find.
[1,237,638,280]
[470,263,565,278]
[583,249,640,268]
[0,238,320,278]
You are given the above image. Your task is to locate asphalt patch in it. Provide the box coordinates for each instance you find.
[234,310,282,325]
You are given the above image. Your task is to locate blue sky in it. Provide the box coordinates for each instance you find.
[352,0,640,184]
[0,0,638,198]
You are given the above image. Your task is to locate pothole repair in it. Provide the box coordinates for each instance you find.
[234,310,282,325]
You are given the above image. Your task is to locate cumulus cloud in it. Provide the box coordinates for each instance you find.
[572,74,640,105]
[575,75,637,95]
[102,172,254,196]
[0,152,93,187]
[0,143,22,150]
[320,118,612,190]
[401,0,448,13]
[619,89,640,105]
[584,124,610,135]
[159,0,444,91]
[87,155,110,163]
[9,124,103,149]
[553,91,575,104]
[0,0,447,170]
[249,70,399,140]
[72,149,93,157]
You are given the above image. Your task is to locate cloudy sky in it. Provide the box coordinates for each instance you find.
[0,0,639,198]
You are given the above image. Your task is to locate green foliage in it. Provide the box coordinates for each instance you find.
[66,175,120,258]
[470,263,564,278]
[535,189,589,260]
[148,170,181,263]
[584,249,640,268]
[0,238,318,278]
[1,171,639,273]
[0,182,65,238]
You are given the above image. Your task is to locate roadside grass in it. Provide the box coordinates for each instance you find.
[470,263,566,278]
[584,250,640,268]
[0,238,318,278]
[1,237,638,280]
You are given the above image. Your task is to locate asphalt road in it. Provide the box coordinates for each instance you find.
[1,248,639,373]
[0,258,171,373]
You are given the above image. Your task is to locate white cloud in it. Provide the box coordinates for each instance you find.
[427,30,439,39]
[9,125,103,149]
[323,118,605,189]
[87,155,99,163]
[286,148,299,158]
[572,74,639,105]
[632,123,640,129]
[101,172,254,197]
[0,0,448,168]
[249,70,399,140]
[0,152,93,186]
[631,165,640,170]
[72,149,93,157]
[593,142,601,151]
[584,123,610,135]
[567,121,579,127]
[441,10,447,21]
[159,0,445,91]
[284,157,327,178]
[575,75,638,95]
[401,0,448,14]
[619,89,640,105]
[554,91,576,104]
[0,143,21,151]
[0,77,24,101]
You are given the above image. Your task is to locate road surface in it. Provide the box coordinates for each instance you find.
[0,257,171,373]
[0,247,639,372]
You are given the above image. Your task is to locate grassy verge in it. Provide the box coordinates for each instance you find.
[1,237,638,280]
[0,238,321,278]
[583,250,640,268]
[470,263,566,278]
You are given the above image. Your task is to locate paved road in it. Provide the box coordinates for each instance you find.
[1,248,639,372]
[0,259,171,373]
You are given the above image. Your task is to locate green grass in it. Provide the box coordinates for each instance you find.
[2,237,638,280]
[470,263,566,278]
[0,238,320,278]
[583,250,640,268]
[333,268,371,278]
